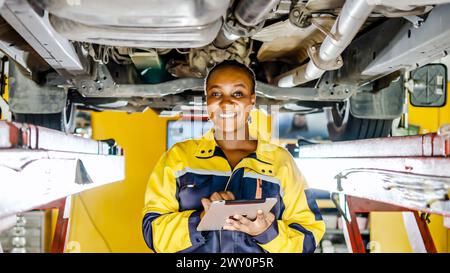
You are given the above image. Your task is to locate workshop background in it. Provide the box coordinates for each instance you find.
[1,0,450,254]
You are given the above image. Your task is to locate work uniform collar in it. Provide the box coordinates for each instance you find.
[194,128,276,167]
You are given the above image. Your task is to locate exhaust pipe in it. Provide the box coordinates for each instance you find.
[213,0,279,49]
[277,0,375,87]
[234,0,280,26]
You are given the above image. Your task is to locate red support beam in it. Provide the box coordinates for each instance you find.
[413,212,438,253]
[50,198,68,253]
[345,196,367,253]
[342,196,437,253]
[31,198,69,253]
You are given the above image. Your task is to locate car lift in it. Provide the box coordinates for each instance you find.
[0,120,125,252]
[296,126,450,253]
[1,118,449,253]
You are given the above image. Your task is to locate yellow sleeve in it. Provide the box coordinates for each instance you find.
[253,150,326,253]
[142,150,205,253]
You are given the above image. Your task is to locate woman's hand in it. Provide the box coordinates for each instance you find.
[223,210,275,236]
[200,191,235,219]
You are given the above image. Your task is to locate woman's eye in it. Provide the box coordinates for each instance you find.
[210,91,221,98]
[233,91,243,98]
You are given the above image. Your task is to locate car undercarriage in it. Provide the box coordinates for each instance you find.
[0,0,449,139]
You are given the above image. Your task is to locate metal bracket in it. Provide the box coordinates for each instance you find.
[224,14,264,38]
[331,192,351,222]
[403,15,424,29]
[334,173,346,192]
[289,6,312,29]
[311,18,339,42]
[420,212,431,224]
[307,44,343,71]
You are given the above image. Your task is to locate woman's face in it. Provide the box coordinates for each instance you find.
[206,66,256,137]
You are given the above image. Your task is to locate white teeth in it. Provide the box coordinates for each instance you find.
[219,112,236,118]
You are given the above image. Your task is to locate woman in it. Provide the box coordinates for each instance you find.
[142,60,325,253]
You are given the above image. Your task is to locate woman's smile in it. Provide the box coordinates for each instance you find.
[218,112,237,119]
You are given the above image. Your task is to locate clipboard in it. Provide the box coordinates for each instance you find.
[196,198,277,231]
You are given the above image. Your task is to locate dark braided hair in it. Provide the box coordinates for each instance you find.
[204,60,256,94]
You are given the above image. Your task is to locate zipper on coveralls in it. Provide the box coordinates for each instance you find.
[219,156,246,253]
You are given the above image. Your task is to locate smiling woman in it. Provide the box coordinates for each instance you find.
[205,61,256,141]
[142,60,326,253]
[205,61,258,168]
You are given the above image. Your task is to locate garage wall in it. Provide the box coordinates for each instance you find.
[66,109,171,253]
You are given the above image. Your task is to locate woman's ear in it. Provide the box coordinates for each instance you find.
[251,92,256,105]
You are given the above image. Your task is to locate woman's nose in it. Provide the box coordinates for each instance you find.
[219,97,234,109]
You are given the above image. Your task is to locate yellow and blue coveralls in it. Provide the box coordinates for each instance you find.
[142,129,325,253]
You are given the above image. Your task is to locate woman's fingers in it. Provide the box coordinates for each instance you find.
[231,220,242,229]
[209,192,222,201]
[254,210,275,228]
[217,191,235,201]
[225,218,248,233]
[266,212,275,223]
[201,198,211,212]
[203,191,235,216]
[218,191,231,200]
[234,214,251,225]
[225,191,235,200]
[223,225,238,231]
[222,212,276,236]
[255,210,265,222]
[205,193,276,236]
[209,191,235,201]
[203,191,235,217]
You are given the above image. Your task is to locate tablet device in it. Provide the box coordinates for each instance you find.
[196,198,277,231]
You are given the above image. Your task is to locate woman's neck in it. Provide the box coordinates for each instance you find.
[214,125,257,151]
